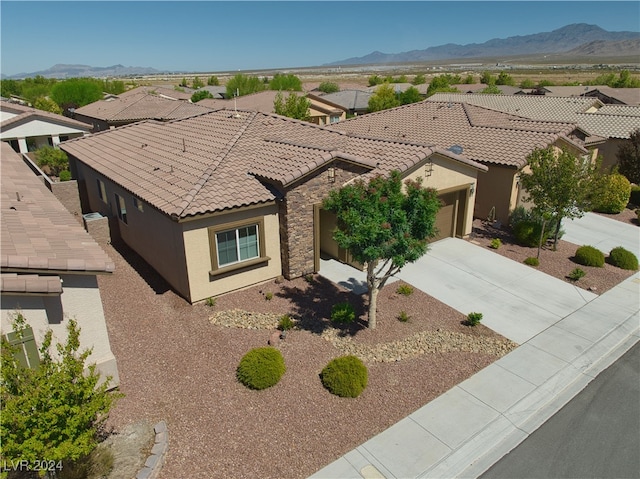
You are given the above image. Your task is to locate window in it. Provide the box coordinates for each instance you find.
[208,218,269,274]
[115,194,127,224]
[330,115,341,124]
[97,179,107,203]
[133,197,144,212]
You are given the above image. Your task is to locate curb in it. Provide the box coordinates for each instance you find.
[136,421,168,479]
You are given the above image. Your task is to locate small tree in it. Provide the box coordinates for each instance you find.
[207,76,220,86]
[368,75,383,86]
[318,81,340,94]
[35,146,69,176]
[269,73,302,91]
[192,76,205,89]
[323,171,440,329]
[426,75,460,96]
[191,90,214,103]
[398,86,422,105]
[1,313,121,471]
[519,147,598,250]
[496,71,515,86]
[226,73,265,98]
[50,78,103,110]
[412,74,426,85]
[368,83,400,112]
[273,91,310,121]
[33,97,63,114]
[480,84,502,94]
[617,128,640,184]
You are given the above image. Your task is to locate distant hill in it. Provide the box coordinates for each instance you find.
[327,24,640,66]
[4,63,161,80]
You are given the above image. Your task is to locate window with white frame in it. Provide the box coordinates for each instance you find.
[97,179,107,203]
[114,193,127,224]
[208,218,268,272]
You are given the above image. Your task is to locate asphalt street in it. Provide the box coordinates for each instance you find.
[480,341,640,479]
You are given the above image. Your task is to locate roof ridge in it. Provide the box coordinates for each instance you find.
[171,111,258,219]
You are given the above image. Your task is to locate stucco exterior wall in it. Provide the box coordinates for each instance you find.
[0,274,119,388]
[50,180,83,223]
[475,164,518,225]
[598,138,628,173]
[182,204,282,302]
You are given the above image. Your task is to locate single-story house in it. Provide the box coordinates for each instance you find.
[583,86,640,106]
[318,90,372,117]
[426,93,640,172]
[329,100,589,225]
[197,90,347,125]
[0,143,119,386]
[60,109,487,303]
[72,90,213,132]
[1,100,92,153]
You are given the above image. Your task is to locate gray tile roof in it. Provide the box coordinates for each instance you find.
[1,100,92,131]
[1,142,114,277]
[74,91,213,123]
[320,90,372,111]
[60,109,487,220]
[426,93,640,139]
[584,87,640,106]
[328,100,584,169]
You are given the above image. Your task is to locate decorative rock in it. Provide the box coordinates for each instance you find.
[268,330,280,346]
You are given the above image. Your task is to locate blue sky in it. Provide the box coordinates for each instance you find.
[1,1,639,76]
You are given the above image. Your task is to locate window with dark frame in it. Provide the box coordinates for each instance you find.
[97,179,107,203]
[208,217,268,274]
[115,193,127,224]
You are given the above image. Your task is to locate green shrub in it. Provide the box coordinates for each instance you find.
[568,268,586,281]
[265,292,273,301]
[205,297,216,307]
[629,186,640,207]
[608,247,639,270]
[35,146,69,175]
[397,311,410,322]
[490,238,502,249]
[236,347,285,390]
[395,284,414,296]
[592,173,631,213]
[278,314,295,331]
[510,206,561,246]
[513,220,540,247]
[59,170,72,181]
[524,256,540,266]
[574,245,605,267]
[331,302,355,324]
[466,312,483,326]
[320,356,368,398]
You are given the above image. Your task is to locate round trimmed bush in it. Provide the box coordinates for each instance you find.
[236,347,285,390]
[574,245,605,267]
[320,355,368,398]
[592,174,631,214]
[608,247,638,270]
[524,256,540,267]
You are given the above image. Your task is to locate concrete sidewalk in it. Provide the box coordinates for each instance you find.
[310,272,640,479]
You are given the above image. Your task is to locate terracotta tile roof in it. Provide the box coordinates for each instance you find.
[1,100,92,131]
[1,273,63,295]
[60,109,486,220]
[73,92,213,123]
[426,93,640,139]
[0,143,114,276]
[329,101,584,168]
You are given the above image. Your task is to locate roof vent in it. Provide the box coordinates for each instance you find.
[447,145,464,155]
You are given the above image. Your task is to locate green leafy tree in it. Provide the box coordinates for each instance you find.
[33,97,63,114]
[0,79,22,98]
[269,73,302,91]
[412,74,426,85]
[318,81,340,94]
[480,84,502,94]
[207,76,220,86]
[617,128,640,184]
[393,75,408,83]
[368,83,401,112]
[368,75,383,87]
[102,79,126,95]
[519,147,598,249]
[50,78,103,112]
[398,86,422,105]
[323,171,440,329]
[463,75,475,84]
[520,78,536,89]
[480,71,495,85]
[273,91,310,121]
[191,90,214,103]
[426,75,460,96]
[1,313,121,470]
[21,83,52,106]
[192,76,205,89]
[226,73,266,98]
[179,77,189,87]
[537,79,555,87]
[35,146,69,175]
[496,71,515,86]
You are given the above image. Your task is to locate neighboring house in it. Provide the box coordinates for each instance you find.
[329,100,589,225]
[72,90,213,132]
[427,93,640,171]
[0,101,91,153]
[583,86,640,106]
[0,143,119,386]
[315,90,372,116]
[60,109,486,303]
[198,90,347,125]
[449,84,525,95]
[117,85,194,101]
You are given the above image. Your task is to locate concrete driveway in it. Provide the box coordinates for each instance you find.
[561,212,639,255]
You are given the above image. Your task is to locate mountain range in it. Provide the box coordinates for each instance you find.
[327,24,640,65]
[2,63,161,80]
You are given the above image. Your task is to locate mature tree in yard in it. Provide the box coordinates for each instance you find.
[398,86,422,105]
[273,91,311,121]
[226,73,265,98]
[269,73,302,91]
[207,76,220,86]
[367,83,400,112]
[33,96,63,114]
[191,89,214,103]
[318,81,340,94]
[323,171,441,329]
[1,313,121,472]
[518,147,598,250]
[35,146,69,176]
[617,128,640,184]
[50,78,103,112]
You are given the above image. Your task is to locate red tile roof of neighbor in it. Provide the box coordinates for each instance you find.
[60,109,487,220]
[329,101,587,168]
[0,101,92,131]
[73,90,213,123]
[0,143,114,282]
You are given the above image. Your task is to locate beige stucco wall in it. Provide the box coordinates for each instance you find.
[598,138,628,173]
[475,164,518,225]
[403,154,480,237]
[182,204,282,302]
[0,274,119,388]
